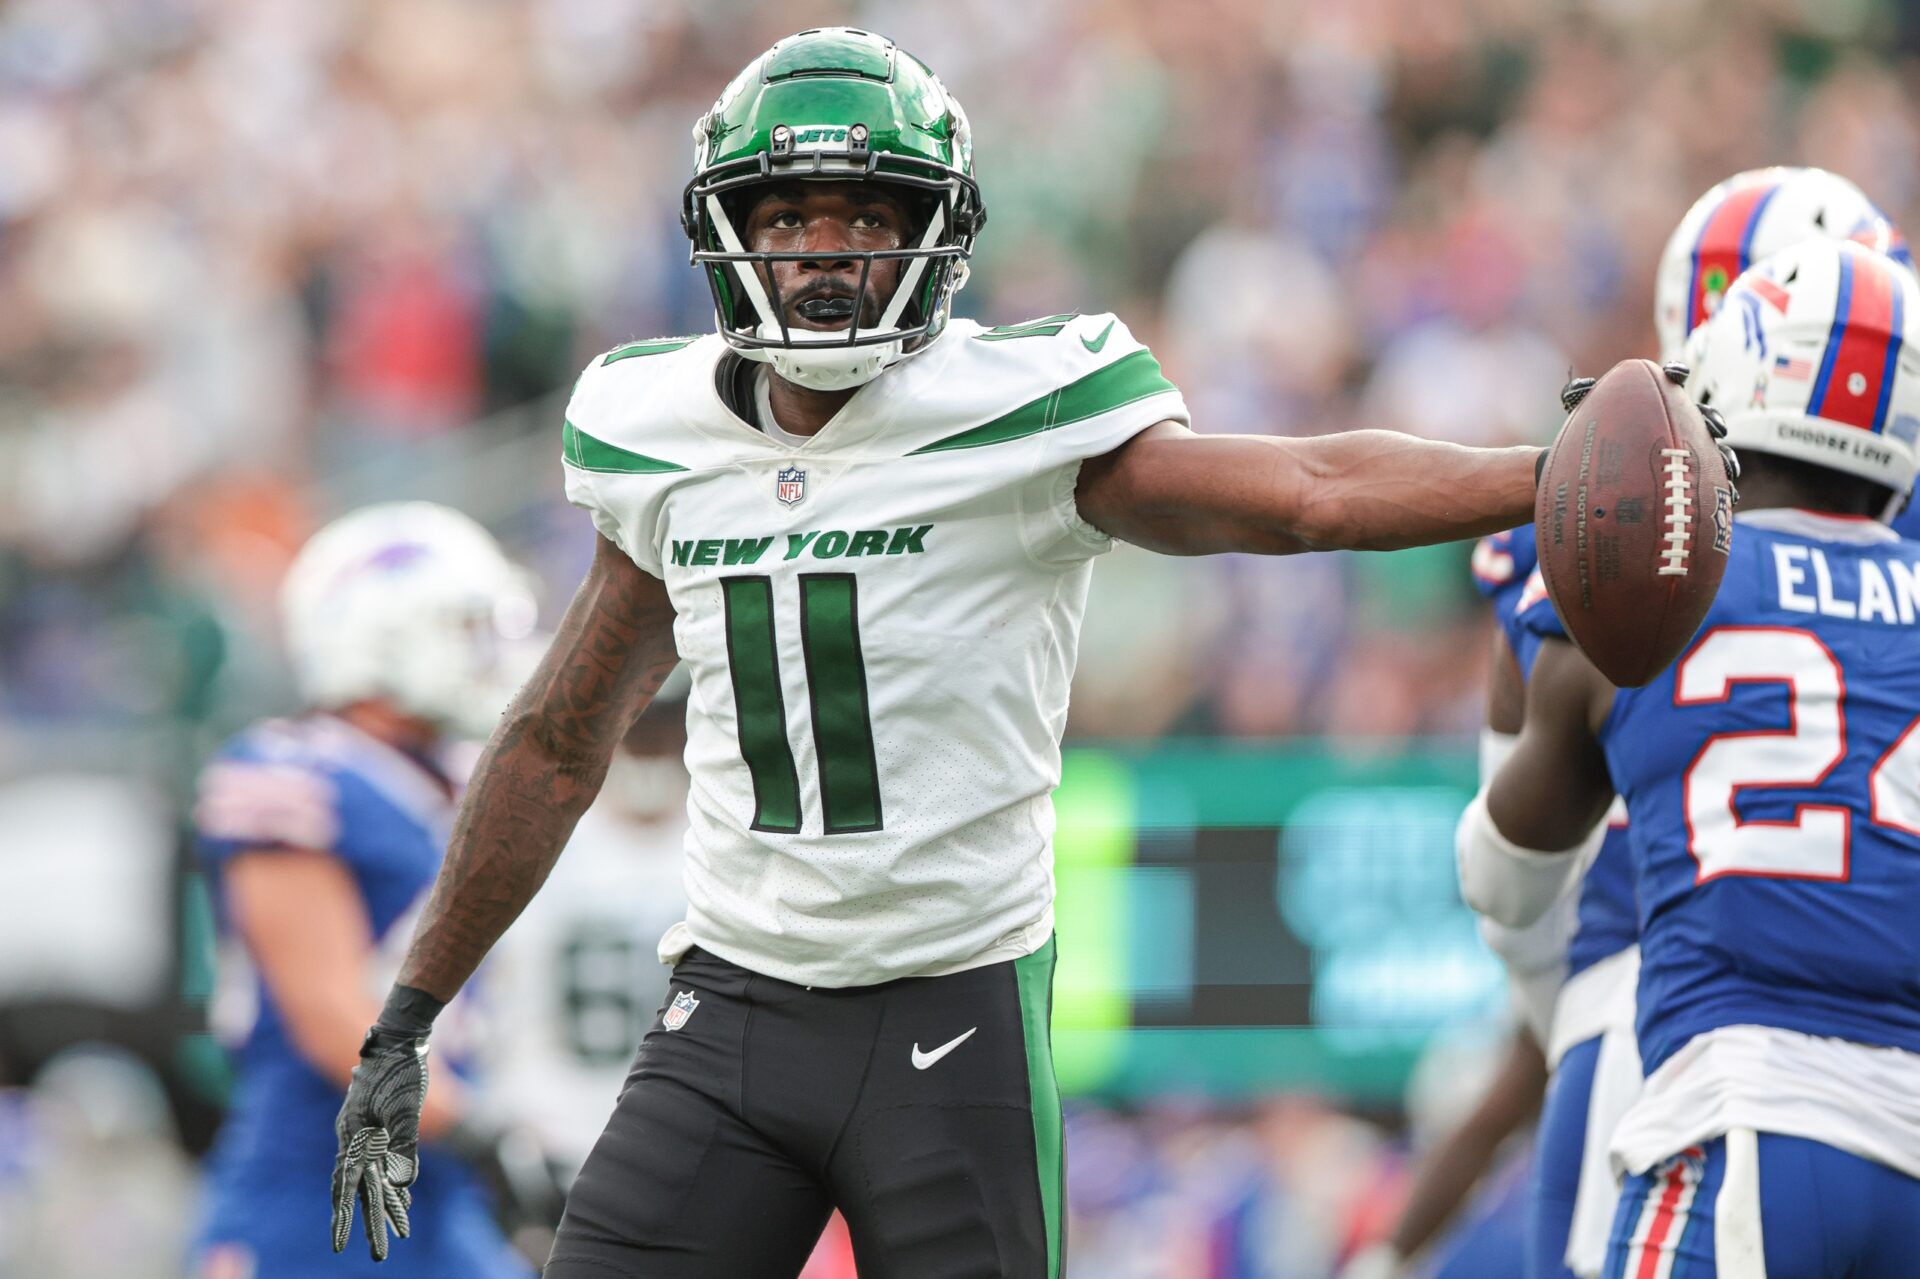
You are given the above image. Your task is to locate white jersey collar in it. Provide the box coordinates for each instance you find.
[1734,507,1900,545]
[697,326,959,455]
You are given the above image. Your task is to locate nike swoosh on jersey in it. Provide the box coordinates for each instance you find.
[1081,319,1116,353]
[910,1027,978,1070]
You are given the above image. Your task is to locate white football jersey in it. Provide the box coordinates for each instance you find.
[562,313,1187,987]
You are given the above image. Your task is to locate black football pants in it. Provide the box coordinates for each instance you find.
[543,939,1064,1279]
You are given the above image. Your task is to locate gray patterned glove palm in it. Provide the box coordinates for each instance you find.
[332,1025,431,1260]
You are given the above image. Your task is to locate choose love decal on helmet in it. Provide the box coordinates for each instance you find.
[681,27,986,392]
[1689,239,1920,504]
[1654,166,1913,363]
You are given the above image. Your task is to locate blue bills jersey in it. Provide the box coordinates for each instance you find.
[1520,510,1920,1075]
[1471,524,1541,640]
[191,713,524,1278]
[1476,525,1637,982]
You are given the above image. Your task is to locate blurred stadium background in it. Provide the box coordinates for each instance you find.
[2,0,1917,1274]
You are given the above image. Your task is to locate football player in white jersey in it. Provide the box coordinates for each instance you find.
[332,28,1614,1279]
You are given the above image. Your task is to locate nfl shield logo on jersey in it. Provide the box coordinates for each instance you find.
[664,989,700,1031]
[776,465,807,507]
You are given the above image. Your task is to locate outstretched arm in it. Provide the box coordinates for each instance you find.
[1076,422,1541,556]
[397,534,679,1000]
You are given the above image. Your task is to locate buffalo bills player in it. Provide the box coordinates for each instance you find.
[1458,166,1914,1279]
[191,503,537,1278]
[1467,237,1920,1276]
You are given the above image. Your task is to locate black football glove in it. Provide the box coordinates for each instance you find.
[332,1027,428,1260]
[1560,373,1597,413]
[1554,365,1741,499]
[332,985,443,1261]
[1660,362,1743,497]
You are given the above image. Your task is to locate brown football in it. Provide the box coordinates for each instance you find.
[1535,358,1736,687]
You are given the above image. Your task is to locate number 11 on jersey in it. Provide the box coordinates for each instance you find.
[721,574,883,835]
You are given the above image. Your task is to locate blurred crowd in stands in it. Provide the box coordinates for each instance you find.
[3,0,1919,1273]
[10,0,1920,759]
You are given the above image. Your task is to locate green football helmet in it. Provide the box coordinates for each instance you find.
[681,27,986,391]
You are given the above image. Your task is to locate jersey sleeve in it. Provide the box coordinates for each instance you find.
[1021,313,1190,563]
[1510,567,1566,678]
[1471,524,1539,601]
[560,345,700,579]
[194,733,343,866]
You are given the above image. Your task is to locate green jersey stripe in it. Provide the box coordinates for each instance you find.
[719,577,803,833]
[974,313,1079,342]
[562,420,690,475]
[799,575,884,833]
[907,348,1176,454]
[1016,939,1064,1278]
[601,337,698,365]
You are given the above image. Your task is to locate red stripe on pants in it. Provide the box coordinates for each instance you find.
[1634,1161,1690,1279]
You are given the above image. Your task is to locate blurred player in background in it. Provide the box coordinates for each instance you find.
[191,503,537,1278]
[328,25,1567,1279]
[1340,1024,1545,1279]
[481,674,689,1182]
[1471,238,1920,1277]
[1458,166,1915,1279]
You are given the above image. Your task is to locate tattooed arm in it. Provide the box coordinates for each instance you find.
[1078,422,1539,555]
[397,534,679,1000]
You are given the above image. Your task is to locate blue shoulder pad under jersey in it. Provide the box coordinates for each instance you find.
[1601,512,1920,1073]
[1892,500,1920,542]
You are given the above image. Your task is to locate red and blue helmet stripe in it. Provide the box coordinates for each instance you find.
[1687,179,1783,335]
[1849,205,1914,273]
[1807,247,1907,435]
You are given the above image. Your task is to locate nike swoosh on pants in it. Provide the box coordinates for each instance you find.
[910,1027,978,1070]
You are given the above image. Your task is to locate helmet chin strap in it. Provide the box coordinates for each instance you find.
[1879,483,1913,525]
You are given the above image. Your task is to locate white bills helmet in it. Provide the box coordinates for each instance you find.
[280,503,539,738]
[1655,167,1912,363]
[1689,239,1920,504]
